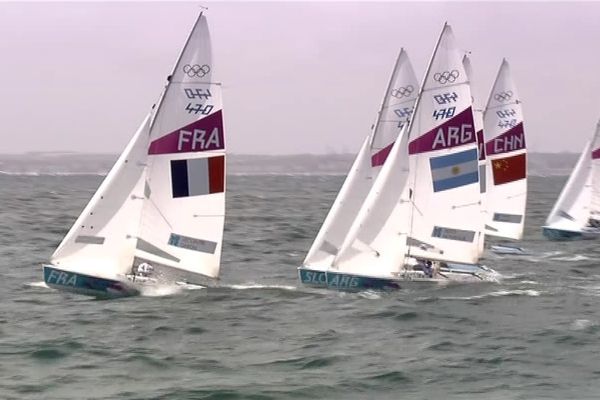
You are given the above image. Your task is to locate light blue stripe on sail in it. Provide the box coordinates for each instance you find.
[430,148,478,192]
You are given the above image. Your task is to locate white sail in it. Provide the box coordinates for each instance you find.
[405,23,482,264]
[51,115,151,278]
[545,141,592,230]
[303,50,418,267]
[482,59,527,240]
[589,121,600,220]
[51,13,225,281]
[462,54,486,258]
[136,13,225,279]
[546,121,600,231]
[332,125,411,277]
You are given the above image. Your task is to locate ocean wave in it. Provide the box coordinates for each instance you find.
[0,171,107,176]
[26,281,49,288]
[223,283,297,290]
[551,254,590,262]
[442,289,541,300]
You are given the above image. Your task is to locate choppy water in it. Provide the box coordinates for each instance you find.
[1,174,600,399]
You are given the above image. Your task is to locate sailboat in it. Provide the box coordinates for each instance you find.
[302,49,418,271]
[43,12,226,297]
[481,59,528,255]
[542,121,600,240]
[299,24,500,291]
[462,54,487,259]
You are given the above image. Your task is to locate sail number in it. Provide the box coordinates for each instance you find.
[433,92,458,105]
[433,107,456,120]
[184,88,214,115]
[394,107,413,119]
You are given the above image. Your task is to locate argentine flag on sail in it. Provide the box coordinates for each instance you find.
[430,148,478,192]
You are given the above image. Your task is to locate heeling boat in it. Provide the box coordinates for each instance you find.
[462,54,486,258]
[43,12,226,298]
[299,50,418,284]
[299,23,500,291]
[482,59,527,247]
[542,121,600,240]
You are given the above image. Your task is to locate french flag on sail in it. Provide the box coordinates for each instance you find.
[430,148,478,192]
[171,155,225,198]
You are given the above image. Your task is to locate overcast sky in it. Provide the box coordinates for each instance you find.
[1,1,599,155]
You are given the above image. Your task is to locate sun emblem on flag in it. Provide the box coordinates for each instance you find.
[451,166,461,175]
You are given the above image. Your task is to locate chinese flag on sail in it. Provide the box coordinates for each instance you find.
[491,153,526,185]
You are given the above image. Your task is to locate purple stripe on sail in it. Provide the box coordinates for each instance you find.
[148,110,225,155]
[371,143,394,167]
[408,107,475,155]
[485,122,525,156]
[592,148,600,160]
[476,130,486,160]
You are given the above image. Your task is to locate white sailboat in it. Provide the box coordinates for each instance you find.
[462,54,487,258]
[299,24,500,290]
[302,49,418,269]
[43,12,226,297]
[543,121,600,240]
[481,59,527,253]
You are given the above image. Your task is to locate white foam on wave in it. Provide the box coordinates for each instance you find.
[443,289,541,300]
[224,283,297,291]
[26,281,49,288]
[551,254,590,262]
[357,290,382,300]
[139,281,207,297]
[570,319,597,330]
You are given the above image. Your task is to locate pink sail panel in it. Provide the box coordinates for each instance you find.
[485,122,525,156]
[408,107,475,155]
[591,148,600,159]
[476,130,485,160]
[371,143,394,167]
[148,110,224,155]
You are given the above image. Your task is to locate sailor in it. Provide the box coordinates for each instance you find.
[423,260,433,278]
[137,262,154,277]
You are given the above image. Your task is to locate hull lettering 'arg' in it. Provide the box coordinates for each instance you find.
[43,11,226,298]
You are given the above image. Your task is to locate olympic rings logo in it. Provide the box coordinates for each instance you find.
[391,85,414,98]
[183,64,211,78]
[433,70,459,84]
[494,91,513,102]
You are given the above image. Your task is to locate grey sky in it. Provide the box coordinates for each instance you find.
[1,1,599,155]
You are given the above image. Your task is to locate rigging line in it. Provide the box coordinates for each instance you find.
[452,201,480,209]
[148,198,173,230]
[422,81,465,92]
[505,192,526,200]
[485,102,521,110]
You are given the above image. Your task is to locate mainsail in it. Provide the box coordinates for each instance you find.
[51,13,225,280]
[303,50,418,267]
[482,59,527,240]
[405,23,482,264]
[462,54,486,258]
[333,23,482,274]
[545,121,600,230]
